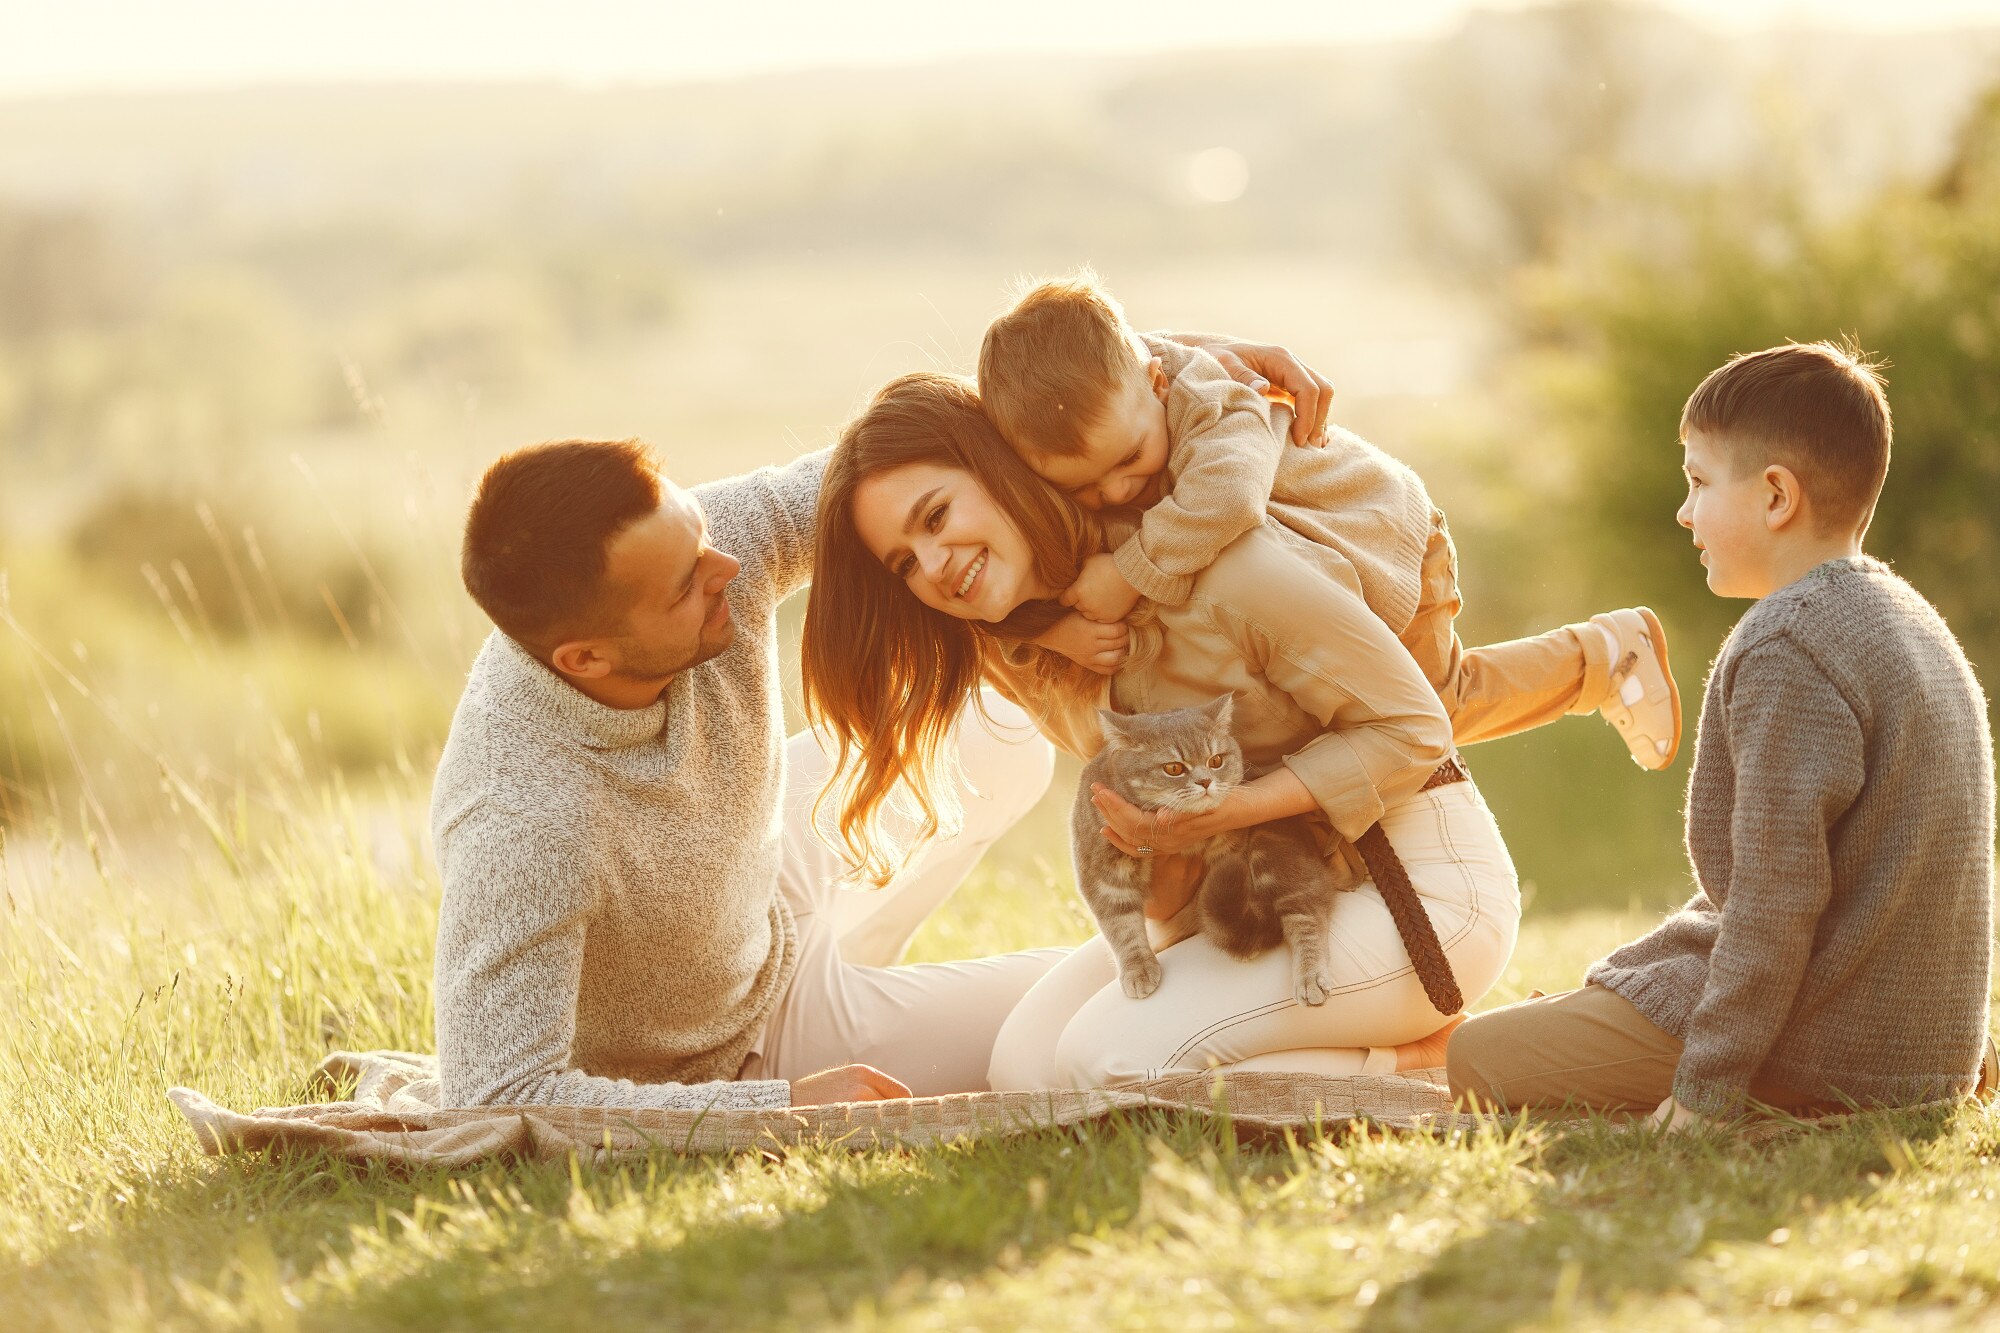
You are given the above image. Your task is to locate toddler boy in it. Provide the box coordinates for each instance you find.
[1447,341,1997,1121]
[982,270,1681,768]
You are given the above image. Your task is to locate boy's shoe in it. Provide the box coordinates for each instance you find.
[1592,607,1682,770]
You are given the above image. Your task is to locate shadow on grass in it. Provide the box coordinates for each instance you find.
[7,1108,1252,1331]
[1357,1101,1967,1333]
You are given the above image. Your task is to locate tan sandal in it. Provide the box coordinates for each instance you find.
[1978,1033,1998,1102]
[1592,606,1683,770]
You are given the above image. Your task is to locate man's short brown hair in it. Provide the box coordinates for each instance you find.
[461,439,662,650]
[1680,340,1893,535]
[978,270,1144,457]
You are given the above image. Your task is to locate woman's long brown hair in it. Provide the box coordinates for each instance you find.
[801,371,1106,885]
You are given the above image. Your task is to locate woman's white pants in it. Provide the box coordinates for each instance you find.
[987,779,1521,1090]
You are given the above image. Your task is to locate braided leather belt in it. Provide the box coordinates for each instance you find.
[1353,754,1471,1016]
[1418,753,1471,794]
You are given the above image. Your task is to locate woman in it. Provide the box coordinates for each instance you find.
[801,372,1519,1089]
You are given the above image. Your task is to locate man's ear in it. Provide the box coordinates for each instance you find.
[1763,463,1806,533]
[550,639,614,680]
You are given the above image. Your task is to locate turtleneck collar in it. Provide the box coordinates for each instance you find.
[484,631,674,751]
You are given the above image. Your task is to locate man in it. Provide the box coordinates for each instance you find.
[430,339,1335,1109]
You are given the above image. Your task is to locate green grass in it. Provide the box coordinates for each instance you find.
[3,792,1997,1331]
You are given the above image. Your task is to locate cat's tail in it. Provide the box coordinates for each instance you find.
[1198,856,1284,958]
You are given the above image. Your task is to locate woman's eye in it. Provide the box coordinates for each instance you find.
[925,504,946,532]
[1163,762,1187,777]
[892,556,915,579]
[1208,755,1224,768]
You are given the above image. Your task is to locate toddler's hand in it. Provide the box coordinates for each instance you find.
[1032,611,1130,676]
[1060,554,1143,623]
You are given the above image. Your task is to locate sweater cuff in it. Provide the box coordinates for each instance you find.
[1113,535,1194,608]
[1567,620,1613,716]
[1669,1069,1750,1121]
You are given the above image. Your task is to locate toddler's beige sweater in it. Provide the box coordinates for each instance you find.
[1116,335,1436,631]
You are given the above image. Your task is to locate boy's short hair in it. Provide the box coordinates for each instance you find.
[462,439,662,652]
[978,270,1143,457]
[1680,340,1893,536]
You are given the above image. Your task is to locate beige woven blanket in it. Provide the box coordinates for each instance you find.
[168,1052,1465,1165]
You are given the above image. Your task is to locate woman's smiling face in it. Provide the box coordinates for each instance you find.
[851,462,1050,622]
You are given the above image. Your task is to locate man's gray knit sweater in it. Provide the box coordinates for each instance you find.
[430,451,826,1111]
[1588,556,1995,1116]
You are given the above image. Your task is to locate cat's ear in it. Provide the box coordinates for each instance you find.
[1098,709,1136,745]
[1200,693,1236,731]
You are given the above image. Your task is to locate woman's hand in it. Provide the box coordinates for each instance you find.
[1090,784,1240,855]
[1090,768,1319,857]
[1030,611,1130,675]
[1169,334,1334,445]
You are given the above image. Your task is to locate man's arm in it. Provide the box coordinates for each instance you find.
[433,809,792,1111]
[1669,636,1866,1118]
[695,449,830,606]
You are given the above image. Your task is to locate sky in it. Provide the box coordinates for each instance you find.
[4,0,1999,96]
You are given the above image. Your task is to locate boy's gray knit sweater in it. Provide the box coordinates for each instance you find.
[430,451,827,1111]
[1588,556,1994,1116]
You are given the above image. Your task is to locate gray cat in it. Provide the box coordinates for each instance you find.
[1072,695,1340,1004]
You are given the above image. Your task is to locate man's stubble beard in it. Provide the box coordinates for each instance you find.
[612,613,733,684]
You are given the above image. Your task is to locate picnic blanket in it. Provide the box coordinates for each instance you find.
[168,1051,1466,1166]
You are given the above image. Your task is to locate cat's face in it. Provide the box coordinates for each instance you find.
[1096,695,1243,815]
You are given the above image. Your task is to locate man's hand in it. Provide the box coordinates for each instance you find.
[791,1063,911,1106]
[1649,1095,1708,1133]
[1031,610,1131,675]
[1061,554,1144,623]
[1172,335,1334,446]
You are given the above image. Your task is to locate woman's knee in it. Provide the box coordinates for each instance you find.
[987,1012,1047,1092]
[1053,1013,1152,1089]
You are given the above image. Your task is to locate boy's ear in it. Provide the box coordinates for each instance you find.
[1146,356,1169,403]
[1762,463,1806,533]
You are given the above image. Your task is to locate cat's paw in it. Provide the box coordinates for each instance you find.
[1295,964,1330,1007]
[1120,955,1164,1000]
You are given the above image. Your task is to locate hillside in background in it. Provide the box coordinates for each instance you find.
[2,3,1996,910]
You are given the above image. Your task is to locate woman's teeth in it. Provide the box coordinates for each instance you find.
[955,550,987,598]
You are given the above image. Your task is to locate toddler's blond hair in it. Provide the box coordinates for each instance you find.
[978,270,1144,458]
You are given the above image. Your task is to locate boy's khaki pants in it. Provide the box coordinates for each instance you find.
[1446,984,1832,1113]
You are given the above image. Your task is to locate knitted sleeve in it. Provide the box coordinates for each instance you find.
[1671,634,1866,1117]
[433,807,791,1112]
[696,449,830,606]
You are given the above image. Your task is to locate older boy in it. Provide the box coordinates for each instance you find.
[1448,341,1997,1123]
